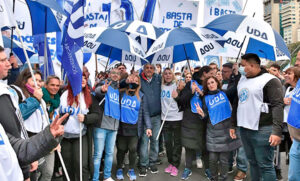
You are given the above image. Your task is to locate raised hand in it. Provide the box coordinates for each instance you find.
[195,102,204,117]
[195,87,204,96]
[33,88,43,101]
[191,82,198,94]
[101,80,111,93]
[126,74,135,83]
[50,113,69,138]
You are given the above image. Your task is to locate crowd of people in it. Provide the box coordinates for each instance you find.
[0,44,300,181]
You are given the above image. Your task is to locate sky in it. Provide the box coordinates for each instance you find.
[243,0,264,19]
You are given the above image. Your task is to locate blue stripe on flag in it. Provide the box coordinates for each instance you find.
[33,34,55,79]
[61,0,84,96]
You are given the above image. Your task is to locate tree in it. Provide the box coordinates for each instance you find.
[288,41,300,65]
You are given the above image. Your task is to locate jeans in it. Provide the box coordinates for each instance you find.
[163,121,182,168]
[229,128,248,173]
[92,128,117,180]
[38,152,55,181]
[209,152,230,181]
[139,115,161,167]
[236,146,248,173]
[288,139,300,181]
[240,126,276,181]
[116,135,138,169]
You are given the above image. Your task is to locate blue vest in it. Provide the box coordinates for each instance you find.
[190,80,203,113]
[104,86,120,120]
[121,93,141,124]
[205,91,231,125]
[288,80,300,129]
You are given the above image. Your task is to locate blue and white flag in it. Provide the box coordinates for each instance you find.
[0,0,16,46]
[62,0,84,96]
[33,34,55,79]
[288,80,300,129]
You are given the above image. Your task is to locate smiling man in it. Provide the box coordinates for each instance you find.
[43,75,61,121]
[139,63,161,176]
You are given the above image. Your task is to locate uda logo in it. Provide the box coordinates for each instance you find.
[239,88,249,103]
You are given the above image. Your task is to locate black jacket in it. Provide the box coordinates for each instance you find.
[175,81,207,150]
[7,126,60,166]
[0,94,30,179]
[203,90,241,152]
[224,73,241,104]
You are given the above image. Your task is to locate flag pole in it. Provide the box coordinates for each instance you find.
[44,33,48,81]
[95,54,98,75]
[10,0,16,54]
[156,102,172,140]
[13,13,71,181]
[79,93,83,181]
[104,47,113,71]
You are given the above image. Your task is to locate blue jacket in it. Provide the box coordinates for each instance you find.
[9,85,40,120]
[140,73,162,117]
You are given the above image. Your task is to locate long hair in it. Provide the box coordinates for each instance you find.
[67,75,92,108]
[162,68,176,85]
[125,74,141,100]
[203,76,222,95]
[14,68,42,98]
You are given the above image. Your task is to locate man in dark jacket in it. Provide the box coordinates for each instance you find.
[0,113,68,180]
[0,46,67,180]
[222,63,248,179]
[232,53,283,181]
[139,63,162,176]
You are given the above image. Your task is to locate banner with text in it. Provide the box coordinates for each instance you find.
[203,0,243,26]
[157,0,199,33]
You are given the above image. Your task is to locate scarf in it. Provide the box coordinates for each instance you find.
[42,87,60,114]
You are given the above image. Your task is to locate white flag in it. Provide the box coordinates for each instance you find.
[0,0,16,28]
[0,34,3,47]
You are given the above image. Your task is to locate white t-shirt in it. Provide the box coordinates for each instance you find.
[60,91,89,134]
[161,83,183,121]
[0,124,23,181]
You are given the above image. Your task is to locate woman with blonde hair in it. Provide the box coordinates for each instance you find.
[115,74,152,180]
[160,68,183,177]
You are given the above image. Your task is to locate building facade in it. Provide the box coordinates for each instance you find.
[264,0,300,44]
